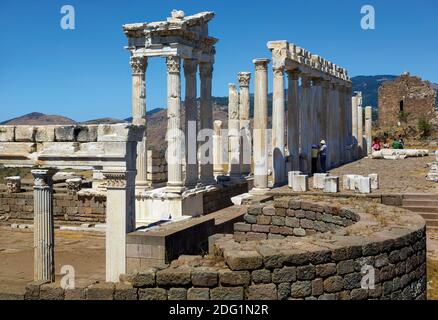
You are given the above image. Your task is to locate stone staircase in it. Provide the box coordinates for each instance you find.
[403,194,438,230]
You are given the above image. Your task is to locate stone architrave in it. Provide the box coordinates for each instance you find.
[130,56,148,188]
[251,59,270,194]
[5,176,21,194]
[228,83,241,178]
[272,66,286,186]
[32,169,57,282]
[238,72,251,176]
[166,56,185,194]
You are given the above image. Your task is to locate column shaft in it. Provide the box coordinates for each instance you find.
[300,76,311,174]
[365,106,373,155]
[287,71,300,171]
[199,62,216,185]
[252,59,270,192]
[213,120,224,176]
[352,94,359,159]
[357,103,364,158]
[166,56,184,193]
[272,67,286,186]
[130,56,148,187]
[184,59,198,188]
[238,72,251,176]
[32,170,56,282]
[228,84,241,177]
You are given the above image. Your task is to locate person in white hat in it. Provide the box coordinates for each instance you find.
[319,140,327,173]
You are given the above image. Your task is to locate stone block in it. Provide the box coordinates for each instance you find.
[369,174,379,190]
[55,126,75,142]
[156,268,192,286]
[246,284,277,300]
[64,288,86,300]
[97,123,144,142]
[86,283,115,300]
[35,126,55,142]
[219,270,251,286]
[225,250,263,271]
[323,276,344,293]
[168,288,187,300]
[357,177,371,194]
[120,270,156,287]
[15,126,35,142]
[40,283,65,300]
[297,265,316,280]
[76,125,98,142]
[312,278,324,296]
[292,175,309,192]
[251,269,272,284]
[191,268,218,287]
[234,222,251,232]
[272,267,297,283]
[114,283,138,300]
[324,176,339,193]
[290,281,312,298]
[210,287,244,300]
[313,173,328,189]
[0,126,15,142]
[138,288,167,300]
[187,288,209,300]
[288,171,302,188]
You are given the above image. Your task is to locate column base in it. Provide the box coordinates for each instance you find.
[166,185,186,194]
[250,187,270,196]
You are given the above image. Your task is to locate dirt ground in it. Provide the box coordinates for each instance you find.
[329,155,437,194]
[0,227,104,295]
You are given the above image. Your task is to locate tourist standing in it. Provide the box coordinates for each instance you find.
[319,140,327,173]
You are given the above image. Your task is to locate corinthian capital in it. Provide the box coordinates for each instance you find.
[130,56,148,75]
[273,66,285,77]
[166,56,181,74]
[183,59,198,75]
[253,58,270,71]
[32,169,56,189]
[238,72,251,87]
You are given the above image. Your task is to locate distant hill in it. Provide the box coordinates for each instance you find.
[351,75,398,109]
[1,112,76,125]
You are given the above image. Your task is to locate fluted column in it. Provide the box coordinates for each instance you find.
[130,56,148,188]
[272,66,286,186]
[199,62,216,185]
[357,100,364,158]
[32,169,56,282]
[287,70,300,171]
[238,72,251,176]
[184,59,198,188]
[321,80,330,151]
[252,59,270,193]
[213,120,224,176]
[339,85,346,164]
[365,106,373,156]
[351,93,359,159]
[166,56,184,193]
[300,76,311,174]
[228,83,241,177]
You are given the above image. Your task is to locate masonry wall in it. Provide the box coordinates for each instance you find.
[378,73,437,127]
[0,192,106,224]
[22,197,427,300]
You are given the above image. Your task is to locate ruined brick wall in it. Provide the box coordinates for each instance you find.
[21,197,427,300]
[378,73,437,127]
[0,192,106,224]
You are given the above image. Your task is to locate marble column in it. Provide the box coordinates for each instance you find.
[287,70,300,172]
[166,56,184,193]
[199,62,216,185]
[183,59,199,188]
[213,120,224,176]
[351,93,359,159]
[252,59,270,193]
[321,80,330,152]
[32,169,56,282]
[365,106,373,156]
[357,102,364,158]
[339,85,346,164]
[104,169,136,282]
[300,76,311,174]
[130,56,148,188]
[238,72,251,176]
[228,83,241,178]
[272,66,286,186]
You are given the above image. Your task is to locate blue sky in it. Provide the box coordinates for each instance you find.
[0,0,437,122]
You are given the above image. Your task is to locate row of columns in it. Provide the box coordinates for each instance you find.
[130,55,216,193]
[351,92,373,157]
